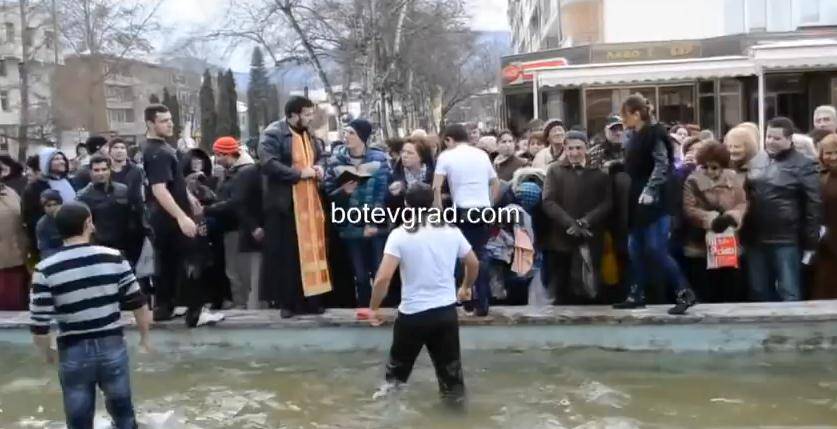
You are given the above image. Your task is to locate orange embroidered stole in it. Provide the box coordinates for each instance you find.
[290,130,332,296]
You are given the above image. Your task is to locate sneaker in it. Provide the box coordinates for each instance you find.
[195,309,225,327]
[668,289,696,316]
[372,381,402,400]
[612,297,646,309]
[172,307,188,318]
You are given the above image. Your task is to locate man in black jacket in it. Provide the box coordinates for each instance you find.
[205,137,263,309]
[77,155,144,264]
[542,131,612,304]
[108,138,144,205]
[744,116,822,301]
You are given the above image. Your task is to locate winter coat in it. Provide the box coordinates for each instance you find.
[36,214,62,259]
[812,168,837,299]
[542,162,612,252]
[682,168,748,256]
[110,162,145,207]
[624,122,676,229]
[205,152,264,252]
[0,185,28,269]
[742,147,822,250]
[588,135,625,171]
[258,120,325,214]
[76,181,139,252]
[494,155,529,182]
[324,144,392,239]
[386,159,434,219]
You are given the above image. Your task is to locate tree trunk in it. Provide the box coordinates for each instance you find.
[278,1,341,116]
[17,0,31,161]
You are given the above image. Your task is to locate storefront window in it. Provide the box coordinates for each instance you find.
[698,80,716,133]
[720,79,742,135]
[832,77,837,106]
[585,87,655,134]
[541,88,581,127]
[658,85,695,126]
[758,74,808,132]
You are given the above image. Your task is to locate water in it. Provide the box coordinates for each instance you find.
[1,344,836,428]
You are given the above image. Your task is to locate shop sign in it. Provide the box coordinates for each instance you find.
[592,42,701,63]
[502,58,569,85]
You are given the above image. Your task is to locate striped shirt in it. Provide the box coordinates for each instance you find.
[29,244,147,347]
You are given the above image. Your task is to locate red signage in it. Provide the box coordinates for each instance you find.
[502,58,569,85]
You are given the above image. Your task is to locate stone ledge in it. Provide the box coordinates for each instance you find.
[3,301,837,330]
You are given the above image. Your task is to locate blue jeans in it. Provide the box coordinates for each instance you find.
[58,336,136,429]
[458,219,491,313]
[746,244,801,301]
[628,216,689,302]
[344,235,386,307]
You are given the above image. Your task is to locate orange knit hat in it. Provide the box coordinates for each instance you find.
[213,136,239,155]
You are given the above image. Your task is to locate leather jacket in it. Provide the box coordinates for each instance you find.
[743,147,822,250]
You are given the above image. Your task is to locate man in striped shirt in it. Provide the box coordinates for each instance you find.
[30,202,152,429]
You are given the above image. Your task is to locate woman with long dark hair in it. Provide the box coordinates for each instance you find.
[613,94,696,314]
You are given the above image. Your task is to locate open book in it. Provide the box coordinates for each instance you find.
[333,162,381,185]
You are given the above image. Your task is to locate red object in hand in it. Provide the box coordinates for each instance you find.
[356,308,374,320]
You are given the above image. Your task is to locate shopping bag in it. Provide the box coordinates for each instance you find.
[135,237,156,279]
[706,229,739,269]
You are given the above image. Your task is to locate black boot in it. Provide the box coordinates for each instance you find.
[152,304,174,322]
[613,285,645,309]
[668,289,697,315]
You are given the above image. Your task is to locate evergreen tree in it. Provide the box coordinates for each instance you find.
[267,84,280,123]
[149,93,160,104]
[199,69,217,152]
[162,87,182,143]
[216,70,232,137]
[225,70,241,138]
[247,47,270,139]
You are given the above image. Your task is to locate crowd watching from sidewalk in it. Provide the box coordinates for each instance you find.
[0,95,836,322]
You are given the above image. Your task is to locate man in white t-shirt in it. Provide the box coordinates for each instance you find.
[432,123,499,317]
[369,183,479,405]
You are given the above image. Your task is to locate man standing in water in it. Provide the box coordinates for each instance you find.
[368,183,479,405]
[29,202,152,429]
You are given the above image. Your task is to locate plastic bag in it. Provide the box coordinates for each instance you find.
[706,229,739,269]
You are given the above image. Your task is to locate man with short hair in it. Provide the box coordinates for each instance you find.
[206,136,263,309]
[29,202,151,429]
[76,155,142,264]
[142,104,222,326]
[744,116,822,301]
[72,136,110,189]
[109,138,144,205]
[813,105,837,134]
[258,96,332,318]
[368,183,478,406]
[433,123,500,316]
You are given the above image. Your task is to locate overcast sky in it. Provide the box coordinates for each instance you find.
[159,0,509,71]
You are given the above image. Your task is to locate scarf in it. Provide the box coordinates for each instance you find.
[403,164,427,186]
[290,129,332,297]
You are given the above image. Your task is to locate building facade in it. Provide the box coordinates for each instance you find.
[53,55,201,146]
[504,0,837,136]
[0,3,60,157]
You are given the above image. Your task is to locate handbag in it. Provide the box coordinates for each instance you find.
[706,229,739,269]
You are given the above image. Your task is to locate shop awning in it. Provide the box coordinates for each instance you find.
[537,56,757,88]
[749,38,837,70]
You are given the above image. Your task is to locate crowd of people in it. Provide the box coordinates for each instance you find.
[1,95,836,323]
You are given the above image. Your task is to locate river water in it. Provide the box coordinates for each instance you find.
[1,344,836,428]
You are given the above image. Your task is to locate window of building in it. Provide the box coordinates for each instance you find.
[1,90,10,112]
[585,87,655,134]
[44,30,54,50]
[0,60,6,77]
[107,108,135,124]
[800,0,820,24]
[724,0,745,34]
[105,85,133,101]
[4,23,13,44]
[23,27,34,47]
[719,79,742,135]
[658,85,695,126]
[698,81,717,134]
[832,77,837,106]
[767,0,792,31]
[752,74,808,132]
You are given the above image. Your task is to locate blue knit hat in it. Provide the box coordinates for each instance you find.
[349,119,373,145]
[514,181,542,212]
